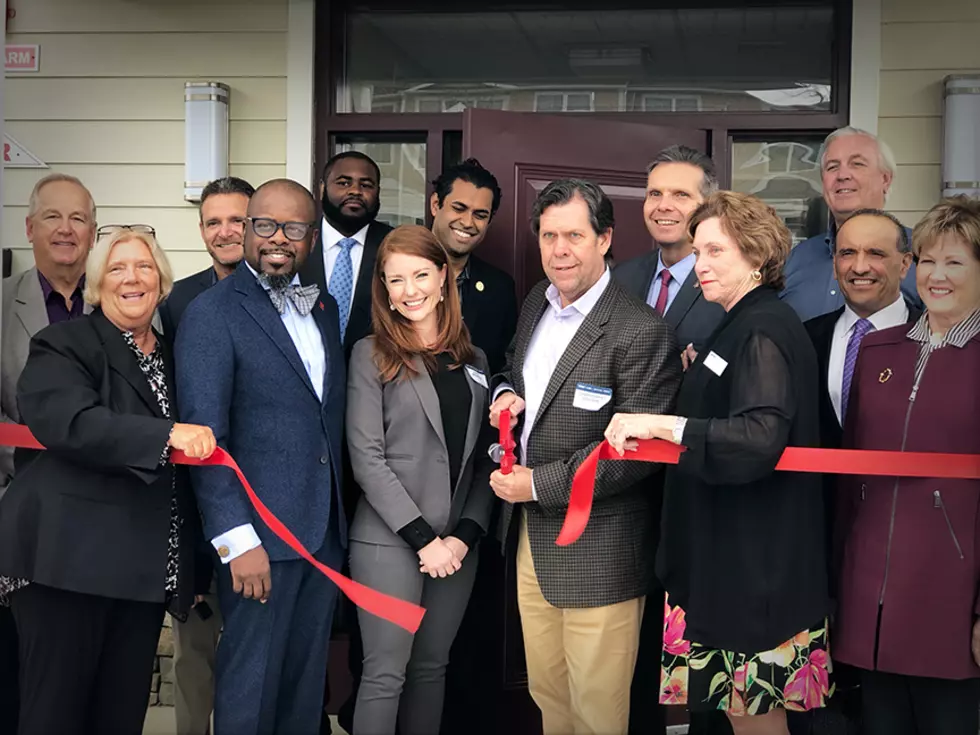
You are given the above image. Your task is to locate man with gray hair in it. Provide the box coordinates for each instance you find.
[0,172,97,733]
[781,127,920,321]
[488,179,681,734]
[614,144,725,353]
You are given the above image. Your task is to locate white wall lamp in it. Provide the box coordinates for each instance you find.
[184,81,230,203]
[942,75,980,199]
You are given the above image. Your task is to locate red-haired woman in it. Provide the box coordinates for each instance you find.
[346,224,496,735]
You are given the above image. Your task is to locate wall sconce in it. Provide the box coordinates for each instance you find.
[184,81,230,203]
[942,75,980,199]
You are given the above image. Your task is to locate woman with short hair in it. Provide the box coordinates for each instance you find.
[0,226,216,735]
[605,191,831,734]
[834,196,980,735]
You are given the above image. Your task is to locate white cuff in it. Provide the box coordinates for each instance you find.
[492,383,515,403]
[530,469,537,502]
[211,524,261,564]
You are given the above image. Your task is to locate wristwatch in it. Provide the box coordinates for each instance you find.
[672,417,688,445]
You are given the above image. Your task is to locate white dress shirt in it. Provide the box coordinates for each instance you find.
[495,268,612,500]
[211,264,328,563]
[321,218,369,320]
[828,294,909,424]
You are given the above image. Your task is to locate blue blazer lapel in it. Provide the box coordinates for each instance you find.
[234,267,319,399]
[311,294,343,406]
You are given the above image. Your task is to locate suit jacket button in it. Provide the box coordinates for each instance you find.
[217,545,230,559]
[319,456,328,465]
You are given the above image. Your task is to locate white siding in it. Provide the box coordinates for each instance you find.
[4,0,288,278]
[879,0,980,227]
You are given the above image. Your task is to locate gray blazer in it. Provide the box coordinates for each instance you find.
[346,337,496,547]
[1,268,92,490]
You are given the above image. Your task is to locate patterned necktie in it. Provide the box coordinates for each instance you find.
[261,280,320,316]
[654,268,672,316]
[329,237,357,340]
[841,318,874,421]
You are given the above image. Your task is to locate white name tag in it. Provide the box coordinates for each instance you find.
[573,382,613,411]
[465,365,489,389]
[703,351,728,377]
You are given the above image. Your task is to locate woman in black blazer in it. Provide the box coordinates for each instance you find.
[0,227,216,735]
[605,193,830,735]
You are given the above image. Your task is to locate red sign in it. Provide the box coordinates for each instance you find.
[5,44,38,72]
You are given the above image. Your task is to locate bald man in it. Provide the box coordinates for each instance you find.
[176,179,347,735]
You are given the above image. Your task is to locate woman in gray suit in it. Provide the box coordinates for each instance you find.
[346,225,496,735]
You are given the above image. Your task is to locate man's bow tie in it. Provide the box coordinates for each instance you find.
[259,278,320,316]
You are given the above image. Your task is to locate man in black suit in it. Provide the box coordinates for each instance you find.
[299,151,391,735]
[613,145,724,355]
[301,151,393,360]
[157,175,254,735]
[614,146,727,735]
[430,158,517,374]
[798,208,919,735]
[158,176,254,341]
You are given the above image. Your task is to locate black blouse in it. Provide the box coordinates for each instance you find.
[397,353,483,552]
[656,286,830,654]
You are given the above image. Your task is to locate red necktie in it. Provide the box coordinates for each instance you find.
[654,268,672,316]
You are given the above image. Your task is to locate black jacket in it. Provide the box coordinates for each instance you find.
[459,255,518,376]
[0,311,196,614]
[158,266,217,348]
[613,251,725,354]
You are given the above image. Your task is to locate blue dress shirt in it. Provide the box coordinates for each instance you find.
[645,251,697,314]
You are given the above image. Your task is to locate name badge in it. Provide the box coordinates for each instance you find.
[465,365,489,389]
[573,382,613,411]
[703,351,728,377]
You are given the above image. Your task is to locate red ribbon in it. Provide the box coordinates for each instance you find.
[559,439,980,547]
[1,423,425,633]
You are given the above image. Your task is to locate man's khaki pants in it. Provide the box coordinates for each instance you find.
[172,579,223,735]
[517,516,644,735]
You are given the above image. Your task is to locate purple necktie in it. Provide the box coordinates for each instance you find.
[841,318,874,421]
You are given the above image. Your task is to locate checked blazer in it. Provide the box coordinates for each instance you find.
[495,275,682,609]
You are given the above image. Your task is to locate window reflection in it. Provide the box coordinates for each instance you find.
[334,139,427,228]
[339,6,835,114]
[731,139,828,246]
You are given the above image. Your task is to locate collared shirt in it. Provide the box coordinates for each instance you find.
[321,218,369,319]
[828,294,909,423]
[907,308,980,385]
[645,250,696,314]
[38,270,85,324]
[780,227,921,321]
[521,268,612,491]
[211,264,328,564]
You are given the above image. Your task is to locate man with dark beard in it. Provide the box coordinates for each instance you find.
[176,179,347,735]
[301,151,393,360]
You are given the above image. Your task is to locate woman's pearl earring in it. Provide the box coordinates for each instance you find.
[389,301,396,311]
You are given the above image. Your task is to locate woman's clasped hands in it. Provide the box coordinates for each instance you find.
[418,536,468,578]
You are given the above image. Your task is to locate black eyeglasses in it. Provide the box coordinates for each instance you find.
[97,224,156,238]
[246,217,315,242]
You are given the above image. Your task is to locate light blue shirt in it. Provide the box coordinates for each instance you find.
[645,251,696,314]
[212,264,329,563]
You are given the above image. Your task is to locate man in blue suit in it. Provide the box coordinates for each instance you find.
[176,178,347,735]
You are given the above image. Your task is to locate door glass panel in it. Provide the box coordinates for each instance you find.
[338,6,835,114]
[731,138,828,246]
[333,137,427,227]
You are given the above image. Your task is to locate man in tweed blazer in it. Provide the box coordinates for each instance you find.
[489,179,682,735]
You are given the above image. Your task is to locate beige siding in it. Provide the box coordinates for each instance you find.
[879,0,980,225]
[4,0,288,279]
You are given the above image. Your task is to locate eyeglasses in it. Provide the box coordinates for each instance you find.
[97,224,156,238]
[246,217,314,242]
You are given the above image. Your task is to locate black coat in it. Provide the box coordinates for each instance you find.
[0,310,196,614]
[459,255,518,376]
[158,266,217,348]
[300,220,394,360]
[657,287,830,653]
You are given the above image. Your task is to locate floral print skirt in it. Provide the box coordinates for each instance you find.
[660,594,834,715]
